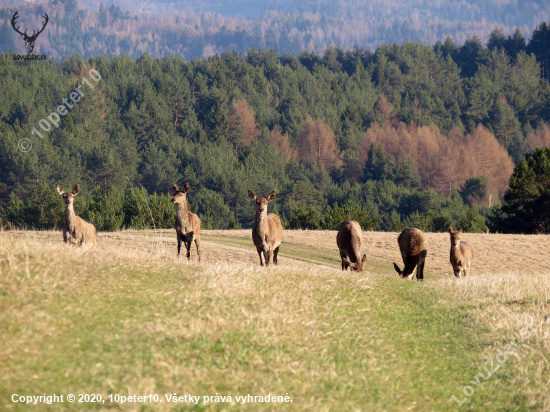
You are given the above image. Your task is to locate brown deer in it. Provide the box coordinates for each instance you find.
[248,189,283,266]
[336,220,367,271]
[393,227,427,280]
[57,185,96,247]
[449,226,473,278]
[172,183,201,263]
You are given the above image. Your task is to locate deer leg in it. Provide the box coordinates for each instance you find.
[417,259,425,281]
[194,235,201,264]
[177,234,182,256]
[185,242,192,260]
[273,246,279,265]
[340,251,348,270]
[257,248,265,266]
[264,250,271,267]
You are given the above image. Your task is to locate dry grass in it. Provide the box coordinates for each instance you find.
[1,229,549,411]
[202,229,550,277]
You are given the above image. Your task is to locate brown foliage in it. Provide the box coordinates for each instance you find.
[297,117,343,171]
[228,99,260,147]
[269,125,295,161]
[360,116,514,202]
[526,125,550,148]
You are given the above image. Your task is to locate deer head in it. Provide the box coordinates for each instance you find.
[449,226,463,248]
[248,190,275,215]
[12,11,49,54]
[343,254,367,272]
[393,262,415,279]
[172,183,190,206]
[57,185,79,207]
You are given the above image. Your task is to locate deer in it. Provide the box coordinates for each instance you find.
[393,227,427,280]
[57,185,97,247]
[449,226,473,278]
[248,189,283,267]
[172,183,201,263]
[336,220,367,271]
[11,11,49,54]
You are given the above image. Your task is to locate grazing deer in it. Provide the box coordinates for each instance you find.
[248,189,283,266]
[449,226,473,278]
[336,220,367,271]
[57,185,97,247]
[393,227,427,280]
[172,183,201,263]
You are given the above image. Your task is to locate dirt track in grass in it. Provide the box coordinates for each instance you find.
[16,228,549,279]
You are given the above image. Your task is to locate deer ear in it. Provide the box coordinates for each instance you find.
[248,189,257,200]
[56,185,64,195]
[182,183,190,193]
[393,262,402,275]
[361,254,367,264]
[72,185,80,195]
[266,191,276,202]
[458,227,463,233]
[343,258,353,267]
[448,226,453,233]
[172,184,179,192]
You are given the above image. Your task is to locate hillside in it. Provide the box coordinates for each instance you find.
[1,41,550,232]
[1,0,550,60]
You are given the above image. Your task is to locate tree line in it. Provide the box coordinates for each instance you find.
[1,31,549,232]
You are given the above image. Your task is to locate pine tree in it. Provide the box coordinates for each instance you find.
[487,28,506,51]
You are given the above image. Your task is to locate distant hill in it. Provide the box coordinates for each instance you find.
[0,0,549,60]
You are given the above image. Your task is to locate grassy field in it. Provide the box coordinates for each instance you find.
[1,229,549,411]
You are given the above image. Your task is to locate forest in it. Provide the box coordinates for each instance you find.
[1,0,550,61]
[1,22,550,233]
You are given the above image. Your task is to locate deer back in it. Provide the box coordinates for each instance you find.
[187,210,201,234]
[451,241,473,265]
[77,216,97,244]
[266,213,283,247]
[337,220,363,263]
[398,227,427,259]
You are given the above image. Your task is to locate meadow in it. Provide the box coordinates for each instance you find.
[1,229,549,411]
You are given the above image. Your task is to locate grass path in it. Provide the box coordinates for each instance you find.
[1,231,549,411]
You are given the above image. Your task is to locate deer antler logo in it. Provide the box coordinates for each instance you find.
[11,10,49,54]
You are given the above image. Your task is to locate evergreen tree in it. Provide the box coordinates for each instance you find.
[487,28,506,51]
[499,147,550,233]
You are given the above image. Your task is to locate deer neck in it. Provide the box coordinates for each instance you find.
[175,202,190,226]
[450,244,462,260]
[254,211,269,237]
[64,204,77,231]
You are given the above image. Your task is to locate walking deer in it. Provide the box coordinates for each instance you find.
[172,183,201,263]
[448,226,473,278]
[336,220,367,271]
[393,227,427,280]
[57,185,97,247]
[248,189,283,266]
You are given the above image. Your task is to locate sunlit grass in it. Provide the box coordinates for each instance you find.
[0,230,549,411]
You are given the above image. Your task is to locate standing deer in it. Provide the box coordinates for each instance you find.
[449,226,473,278]
[57,185,97,247]
[336,220,367,271]
[172,183,201,263]
[393,227,427,280]
[248,189,283,266]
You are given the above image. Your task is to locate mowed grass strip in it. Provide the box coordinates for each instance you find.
[124,230,393,274]
[0,232,548,411]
